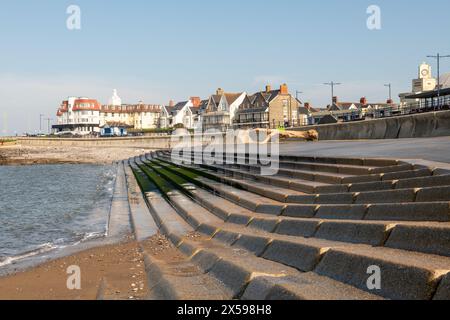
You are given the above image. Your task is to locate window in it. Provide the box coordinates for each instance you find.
[283,100,289,120]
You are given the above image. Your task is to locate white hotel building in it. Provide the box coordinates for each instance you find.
[53,90,162,135]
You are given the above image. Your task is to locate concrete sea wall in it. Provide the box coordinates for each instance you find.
[292,110,450,140]
[18,136,171,149]
[17,110,450,146]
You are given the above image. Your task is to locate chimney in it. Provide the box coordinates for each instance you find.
[280,83,288,95]
[169,99,175,107]
[360,97,367,105]
[216,88,224,95]
[190,96,201,107]
[266,85,272,93]
[332,96,338,104]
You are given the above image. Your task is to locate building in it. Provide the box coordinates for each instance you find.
[399,62,437,108]
[159,98,200,130]
[405,87,450,110]
[298,102,319,126]
[100,103,161,130]
[53,97,102,134]
[202,89,247,131]
[310,96,400,124]
[234,84,301,129]
[53,90,162,135]
[100,122,131,137]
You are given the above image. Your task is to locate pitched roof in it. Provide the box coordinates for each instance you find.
[224,93,243,105]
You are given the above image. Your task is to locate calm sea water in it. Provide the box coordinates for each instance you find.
[0,164,116,267]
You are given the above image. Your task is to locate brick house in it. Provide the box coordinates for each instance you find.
[234,84,301,129]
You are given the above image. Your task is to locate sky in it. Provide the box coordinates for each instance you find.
[1,0,450,135]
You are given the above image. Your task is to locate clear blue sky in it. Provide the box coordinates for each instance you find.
[1,0,450,135]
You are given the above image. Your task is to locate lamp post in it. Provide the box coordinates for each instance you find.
[39,114,45,134]
[384,83,392,101]
[324,82,342,105]
[45,118,52,135]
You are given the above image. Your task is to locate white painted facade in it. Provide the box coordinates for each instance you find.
[159,100,197,129]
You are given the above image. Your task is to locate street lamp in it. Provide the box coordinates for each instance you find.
[324,82,342,105]
[45,118,52,134]
[384,83,392,101]
[39,114,45,134]
[296,90,303,101]
[427,53,450,106]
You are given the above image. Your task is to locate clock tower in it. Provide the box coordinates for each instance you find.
[412,62,437,93]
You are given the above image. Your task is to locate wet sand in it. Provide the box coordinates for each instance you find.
[0,234,174,300]
[0,143,152,165]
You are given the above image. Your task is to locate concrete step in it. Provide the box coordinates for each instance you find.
[315,245,450,300]
[134,160,382,300]
[154,155,450,222]
[159,154,450,206]
[124,164,159,241]
[107,162,132,240]
[178,237,381,300]
[132,153,450,300]
[143,246,232,300]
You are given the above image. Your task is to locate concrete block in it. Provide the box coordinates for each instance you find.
[232,234,271,256]
[213,230,241,245]
[275,219,320,237]
[227,214,252,226]
[396,175,450,189]
[338,166,371,175]
[289,181,316,193]
[385,224,450,257]
[285,194,317,204]
[315,246,448,300]
[315,193,355,204]
[242,274,383,300]
[282,205,318,218]
[263,239,330,272]
[416,186,450,202]
[256,204,285,215]
[363,159,399,167]
[342,175,383,184]
[370,164,413,174]
[248,218,280,233]
[315,184,350,194]
[212,206,231,220]
[382,169,432,181]
[191,249,222,273]
[433,169,450,176]
[434,273,450,300]
[315,221,393,246]
[196,224,218,237]
[349,181,395,192]
[315,205,368,220]
[365,203,450,222]
[354,189,416,204]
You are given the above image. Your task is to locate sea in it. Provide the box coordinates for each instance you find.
[0,164,116,270]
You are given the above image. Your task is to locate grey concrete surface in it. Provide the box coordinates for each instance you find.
[280,136,450,164]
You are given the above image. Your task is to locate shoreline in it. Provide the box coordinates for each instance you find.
[0,144,153,165]
[0,236,150,300]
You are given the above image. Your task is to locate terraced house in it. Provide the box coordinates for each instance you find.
[202,89,247,131]
[234,84,301,129]
[159,97,201,130]
[322,96,400,122]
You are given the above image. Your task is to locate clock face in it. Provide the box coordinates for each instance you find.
[421,69,429,77]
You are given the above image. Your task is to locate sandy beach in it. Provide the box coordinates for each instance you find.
[0,234,175,300]
[0,143,152,165]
